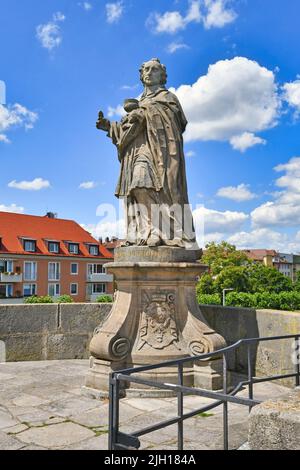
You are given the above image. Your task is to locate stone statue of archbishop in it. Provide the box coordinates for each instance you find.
[96,58,198,249]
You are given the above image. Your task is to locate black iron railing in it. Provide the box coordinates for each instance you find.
[109,334,300,450]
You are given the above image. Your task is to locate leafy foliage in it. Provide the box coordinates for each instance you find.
[226,291,300,311]
[245,263,293,294]
[56,295,74,303]
[202,241,250,276]
[25,295,54,304]
[96,295,113,303]
[197,293,222,305]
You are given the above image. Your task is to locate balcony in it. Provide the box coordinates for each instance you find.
[86,273,113,283]
[0,273,23,283]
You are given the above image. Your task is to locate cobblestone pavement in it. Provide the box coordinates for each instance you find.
[0,360,290,450]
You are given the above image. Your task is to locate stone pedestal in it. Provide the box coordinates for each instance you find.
[85,247,226,396]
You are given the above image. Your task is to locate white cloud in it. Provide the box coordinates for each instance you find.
[0,203,24,214]
[227,228,289,250]
[121,84,139,91]
[283,79,300,115]
[79,2,93,11]
[79,181,97,190]
[0,103,38,143]
[0,134,10,144]
[148,0,236,34]
[106,2,123,24]
[203,231,226,244]
[148,0,201,34]
[217,183,256,202]
[193,205,248,234]
[251,201,300,228]
[186,150,196,157]
[107,105,126,118]
[53,12,66,22]
[251,157,300,228]
[82,219,125,240]
[229,132,266,152]
[8,178,51,191]
[166,41,189,54]
[36,12,66,51]
[171,57,280,149]
[204,0,237,29]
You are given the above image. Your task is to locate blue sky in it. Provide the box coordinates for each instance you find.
[1,0,300,251]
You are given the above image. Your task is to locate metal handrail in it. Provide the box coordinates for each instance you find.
[108,333,300,450]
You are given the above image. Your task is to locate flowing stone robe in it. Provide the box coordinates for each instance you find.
[108,87,197,248]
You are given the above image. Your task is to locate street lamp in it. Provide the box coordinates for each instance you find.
[222,288,234,307]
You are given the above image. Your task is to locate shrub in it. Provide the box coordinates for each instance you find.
[56,295,74,303]
[225,291,300,311]
[96,295,113,303]
[25,295,54,304]
[197,293,222,305]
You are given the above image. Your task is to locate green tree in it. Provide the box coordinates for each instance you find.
[202,241,250,276]
[293,271,300,292]
[196,273,215,295]
[214,266,251,294]
[246,263,293,294]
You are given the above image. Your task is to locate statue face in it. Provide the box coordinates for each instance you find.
[142,61,163,86]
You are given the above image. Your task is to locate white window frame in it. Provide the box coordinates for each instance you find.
[23,284,37,297]
[92,283,106,294]
[87,263,104,276]
[0,284,13,297]
[48,262,60,281]
[48,283,60,297]
[69,243,79,255]
[24,261,37,281]
[48,241,59,253]
[89,245,99,256]
[70,263,78,275]
[24,240,36,252]
[70,283,78,296]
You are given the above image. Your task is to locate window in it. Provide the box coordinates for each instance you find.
[71,263,78,275]
[23,284,36,297]
[48,284,60,297]
[0,284,13,298]
[93,283,106,294]
[24,262,37,281]
[48,242,59,253]
[24,240,36,252]
[70,283,78,295]
[69,243,79,255]
[0,261,13,273]
[87,264,104,275]
[89,245,99,256]
[48,262,60,281]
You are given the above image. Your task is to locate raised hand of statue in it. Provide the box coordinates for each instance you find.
[96,111,111,132]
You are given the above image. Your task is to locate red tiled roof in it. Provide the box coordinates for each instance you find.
[244,249,277,260]
[0,212,113,259]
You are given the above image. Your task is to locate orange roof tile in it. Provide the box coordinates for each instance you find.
[0,212,113,259]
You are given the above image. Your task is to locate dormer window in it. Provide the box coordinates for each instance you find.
[48,242,59,253]
[89,245,99,256]
[69,243,79,255]
[24,239,36,252]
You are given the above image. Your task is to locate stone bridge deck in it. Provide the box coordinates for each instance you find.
[0,360,289,450]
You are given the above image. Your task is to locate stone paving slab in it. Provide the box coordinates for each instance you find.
[0,360,291,450]
[17,422,95,449]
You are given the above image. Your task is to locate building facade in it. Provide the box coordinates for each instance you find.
[0,212,113,302]
[243,249,296,280]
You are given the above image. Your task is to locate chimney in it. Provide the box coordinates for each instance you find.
[46,212,57,219]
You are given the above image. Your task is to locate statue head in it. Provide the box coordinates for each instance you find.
[139,58,167,87]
